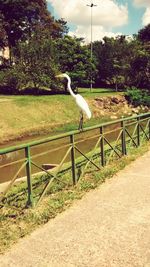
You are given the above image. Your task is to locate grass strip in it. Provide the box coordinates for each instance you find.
[0,141,149,254]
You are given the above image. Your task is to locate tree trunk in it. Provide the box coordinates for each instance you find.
[8,44,12,65]
[115,82,118,92]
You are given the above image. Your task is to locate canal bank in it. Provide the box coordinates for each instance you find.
[0,94,136,145]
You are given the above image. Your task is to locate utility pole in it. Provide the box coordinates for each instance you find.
[87,1,97,91]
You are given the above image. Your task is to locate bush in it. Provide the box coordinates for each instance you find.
[125,86,150,107]
[0,67,65,95]
[0,68,28,94]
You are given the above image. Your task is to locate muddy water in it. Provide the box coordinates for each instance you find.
[0,124,120,184]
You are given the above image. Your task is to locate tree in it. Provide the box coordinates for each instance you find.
[0,12,7,48]
[136,24,150,89]
[129,44,150,88]
[92,40,103,86]
[110,36,131,90]
[55,36,96,89]
[11,28,59,91]
[52,18,69,38]
[0,0,65,63]
[93,36,130,89]
[137,24,150,43]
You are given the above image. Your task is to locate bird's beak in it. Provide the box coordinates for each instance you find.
[55,74,62,78]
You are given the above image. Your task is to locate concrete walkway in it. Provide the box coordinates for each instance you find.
[0,150,150,267]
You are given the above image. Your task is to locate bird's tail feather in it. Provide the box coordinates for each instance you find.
[86,109,92,119]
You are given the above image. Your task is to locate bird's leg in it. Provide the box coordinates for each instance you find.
[78,112,84,131]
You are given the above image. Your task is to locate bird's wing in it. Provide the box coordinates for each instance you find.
[75,94,91,119]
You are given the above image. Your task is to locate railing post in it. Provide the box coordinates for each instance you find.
[100,126,105,166]
[25,146,33,207]
[137,117,140,146]
[70,134,76,185]
[121,120,127,155]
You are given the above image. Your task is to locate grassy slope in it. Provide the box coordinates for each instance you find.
[0,88,123,144]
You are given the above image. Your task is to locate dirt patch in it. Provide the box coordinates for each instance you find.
[91,95,149,119]
[0,99,13,102]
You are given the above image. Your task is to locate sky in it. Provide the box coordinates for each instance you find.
[47,0,150,43]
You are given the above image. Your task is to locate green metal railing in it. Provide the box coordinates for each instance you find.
[0,112,150,207]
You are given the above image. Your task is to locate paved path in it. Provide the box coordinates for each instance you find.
[0,150,150,267]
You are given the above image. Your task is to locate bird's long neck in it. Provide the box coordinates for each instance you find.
[67,78,76,98]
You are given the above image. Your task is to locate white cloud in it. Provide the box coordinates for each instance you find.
[48,0,128,41]
[49,0,128,27]
[69,25,122,43]
[133,0,150,7]
[133,0,150,26]
[142,7,150,25]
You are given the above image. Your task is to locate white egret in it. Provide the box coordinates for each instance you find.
[56,73,92,130]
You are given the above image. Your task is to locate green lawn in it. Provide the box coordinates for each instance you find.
[78,87,123,97]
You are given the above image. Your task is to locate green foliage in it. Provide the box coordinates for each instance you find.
[0,12,7,48]
[10,28,60,91]
[0,0,51,46]
[0,0,67,65]
[55,36,97,88]
[93,33,150,93]
[0,68,26,93]
[53,18,69,38]
[125,86,150,107]
[138,23,150,42]
[129,42,150,89]
[0,2,150,97]
[93,36,130,89]
[0,32,61,93]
